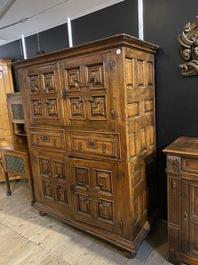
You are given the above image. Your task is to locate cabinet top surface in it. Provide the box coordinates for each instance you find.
[13,33,158,69]
[7,92,21,99]
[163,136,198,157]
[0,144,27,153]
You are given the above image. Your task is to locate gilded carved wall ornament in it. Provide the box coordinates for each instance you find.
[178,16,198,76]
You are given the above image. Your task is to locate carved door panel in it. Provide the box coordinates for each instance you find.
[60,53,115,129]
[69,157,121,233]
[24,64,64,126]
[33,150,71,214]
[182,180,198,258]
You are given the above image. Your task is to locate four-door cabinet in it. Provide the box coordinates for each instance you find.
[163,136,198,265]
[13,34,158,256]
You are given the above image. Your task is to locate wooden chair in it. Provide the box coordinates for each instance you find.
[0,145,34,203]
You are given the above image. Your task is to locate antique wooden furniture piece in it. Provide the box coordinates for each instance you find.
[163,136,198,265]
[0,59,14,181]
[0,93,34,202]
[13,34,158,256]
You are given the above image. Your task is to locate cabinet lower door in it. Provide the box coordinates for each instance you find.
[69,157,121,234]
[32,150,71,215]
[182,180,198,258]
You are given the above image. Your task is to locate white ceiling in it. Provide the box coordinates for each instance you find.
[0,0,124,46]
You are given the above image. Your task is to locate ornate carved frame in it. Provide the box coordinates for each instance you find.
[179,16,198,76]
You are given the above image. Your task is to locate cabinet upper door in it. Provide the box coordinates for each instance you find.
[60,52,116,129]
[24,63,65,126]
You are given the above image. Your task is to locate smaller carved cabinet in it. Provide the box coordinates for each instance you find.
[163,137,198,265]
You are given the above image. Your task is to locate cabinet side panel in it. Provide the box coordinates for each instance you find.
[125,49,156,237]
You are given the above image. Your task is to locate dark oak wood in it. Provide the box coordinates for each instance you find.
[163,136,198,265]
[13,33,158,256]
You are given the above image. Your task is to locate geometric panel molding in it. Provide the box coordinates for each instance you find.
[137,60,145,88]
[94,169,112,195]
[129,133,136,158]
[88,95,107,120]
[85,64,105,89]
[96,198,114,223]
[125,58,134,88]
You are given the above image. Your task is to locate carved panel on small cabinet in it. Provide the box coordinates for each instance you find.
[163,136,198,265]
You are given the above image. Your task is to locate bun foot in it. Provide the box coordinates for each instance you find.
[124,250,136,259]
[39,210,47,216]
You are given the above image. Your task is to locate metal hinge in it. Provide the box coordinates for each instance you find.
[111,110,117,120]
[117,171,124,178]
[120,221,124,233]
[107,60,116,71]
[70,183,77,193]
[61,88,69,100]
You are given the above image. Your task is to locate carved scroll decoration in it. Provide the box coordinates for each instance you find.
[178,16,198,76]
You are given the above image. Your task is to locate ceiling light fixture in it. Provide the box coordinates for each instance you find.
[0,0,69,30]
[0,0,16,20]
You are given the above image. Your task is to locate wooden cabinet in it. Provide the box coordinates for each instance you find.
[0,59,14,182]
[163,136,198,265]
[13,34,158,256]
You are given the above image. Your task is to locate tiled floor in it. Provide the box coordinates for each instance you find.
[0,180,173,265]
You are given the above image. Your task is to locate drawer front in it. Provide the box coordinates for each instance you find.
[69,130,121,160]
[30,128,65,150]
[182,158,198,174]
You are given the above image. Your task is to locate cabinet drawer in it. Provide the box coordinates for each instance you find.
[182,158,198,174]
[68,130,121,160]
[30,128,65,150]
